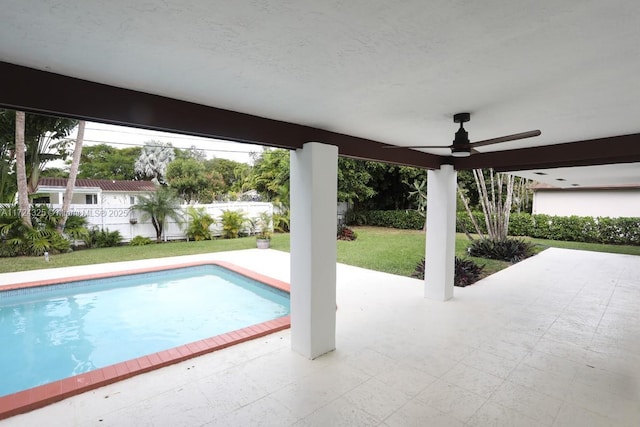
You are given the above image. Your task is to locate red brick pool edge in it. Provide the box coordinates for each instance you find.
[0,261,291,420]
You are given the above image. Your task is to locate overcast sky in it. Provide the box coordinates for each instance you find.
[62,122,266,166]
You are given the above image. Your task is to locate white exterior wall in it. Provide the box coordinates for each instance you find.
[533,190,640,217]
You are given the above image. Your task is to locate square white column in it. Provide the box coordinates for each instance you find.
[424,164,457,301]
[290,142,338,359]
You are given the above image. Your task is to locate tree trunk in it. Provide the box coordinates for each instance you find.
[57,121,85,233]
[15,111,32,227]
[457,182,485,240]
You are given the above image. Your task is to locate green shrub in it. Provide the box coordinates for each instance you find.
[273,210,290,233]
[63,214,89,243]
[130,235,153,246]
[186,207,215,241]
[0,204,71,256]
[456,211,640,246]
[508,212,534,237]
[256,211,273,240]
[219,210,248,239]
[456,211,487,234]
[83,227,122,248]
[468,237,536,262]
[412,257,485,287]
[345,210,424,230]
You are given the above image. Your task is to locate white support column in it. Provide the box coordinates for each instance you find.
[424,164,457,301]
[290,142,338,359]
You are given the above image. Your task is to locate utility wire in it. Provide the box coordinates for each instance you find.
[81,139,260,154]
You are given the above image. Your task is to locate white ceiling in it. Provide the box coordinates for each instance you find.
[1,0,640,186]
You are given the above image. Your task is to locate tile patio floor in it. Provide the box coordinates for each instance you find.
[1,247,638,426]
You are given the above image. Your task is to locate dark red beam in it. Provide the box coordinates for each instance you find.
[453,133,640,172]
[0,61,443,169]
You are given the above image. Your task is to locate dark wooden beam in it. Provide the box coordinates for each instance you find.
[0,61,442,169]
[453,133,640,172]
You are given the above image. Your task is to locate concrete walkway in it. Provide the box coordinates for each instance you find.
[1,248,639,426]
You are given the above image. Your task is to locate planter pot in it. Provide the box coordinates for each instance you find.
[256,239,270,249]
[129,218,138,225]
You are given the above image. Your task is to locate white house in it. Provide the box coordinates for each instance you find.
[34,177,157,207]
[532,183,640,217]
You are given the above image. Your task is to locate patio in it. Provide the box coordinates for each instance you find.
[1,247,638,426]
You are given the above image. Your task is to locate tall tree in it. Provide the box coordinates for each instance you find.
[134,140,175,184]
[204,157,251,193]
[57,121,85,232]
[250,149,290,204]
[166,158,208,203]
[14,111,31,227]
[175,145,207,162]
[337,158,375,203]
[458,169,516,240]
[77,144,141,180]
[0,109,77,198]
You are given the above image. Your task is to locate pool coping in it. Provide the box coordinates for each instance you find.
[0,260,291,421]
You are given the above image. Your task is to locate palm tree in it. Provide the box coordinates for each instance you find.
[132,186,183,242]
[15,111,31,227]
[57,120,85,232]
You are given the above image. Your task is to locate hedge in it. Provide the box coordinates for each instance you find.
[345,210,424,230]
[347,209,640,245]
[457,211,640,245]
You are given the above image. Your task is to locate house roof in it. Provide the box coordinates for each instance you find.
[37,178,156,192]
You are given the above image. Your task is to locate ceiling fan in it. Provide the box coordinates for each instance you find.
[386,113,541,157]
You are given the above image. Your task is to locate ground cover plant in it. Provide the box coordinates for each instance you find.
[412,257,485,287]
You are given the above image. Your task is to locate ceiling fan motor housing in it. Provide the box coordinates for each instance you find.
[453,112,470,123]
[451,112,472,157]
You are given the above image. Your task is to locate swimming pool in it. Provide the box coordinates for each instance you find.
[0,261,290,419]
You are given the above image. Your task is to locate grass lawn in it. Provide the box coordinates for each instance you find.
[1,226,638,277]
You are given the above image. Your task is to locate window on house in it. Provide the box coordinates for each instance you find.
[32,195,50,204]
[129,196,136,205]
[85,194,98,204]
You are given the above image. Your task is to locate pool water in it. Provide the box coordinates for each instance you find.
[0,265,289,397]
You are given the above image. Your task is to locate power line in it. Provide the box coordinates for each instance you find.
[82,139,261,155]
[84,126,242,144]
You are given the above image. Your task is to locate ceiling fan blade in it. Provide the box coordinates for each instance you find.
[382,144,451,149]
[470,130,541,148]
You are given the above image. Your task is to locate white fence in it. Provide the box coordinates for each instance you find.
[47,202,274,242]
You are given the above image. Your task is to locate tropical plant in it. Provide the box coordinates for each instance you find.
[219,209,248,239]
[337,224,357,241]
[185,206,215,241]
[1,110,78,196]
[132,186,183,242]
[82,227,122,248]
[256,211,273,240]
[61,213,89,244]
[0,204,72,256]
[467,237,536,262]
[129,235,153,246]
[272,203,290,233]
[407,178,427,218]
[134,140,175,184]
[412,256,485,287]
